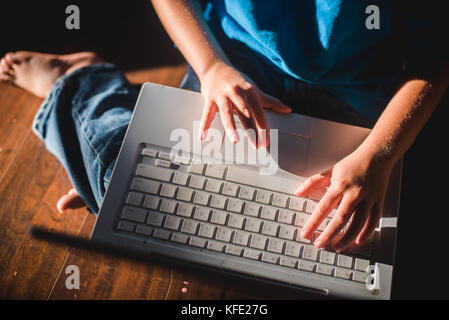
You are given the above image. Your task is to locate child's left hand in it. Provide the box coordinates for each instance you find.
[295,148,394,252]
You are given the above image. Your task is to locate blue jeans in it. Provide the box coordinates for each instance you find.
[33,54,375,214]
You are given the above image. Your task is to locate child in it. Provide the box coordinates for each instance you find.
[1,0,448,252]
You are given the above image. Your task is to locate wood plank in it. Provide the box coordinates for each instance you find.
[0,131,88,298]
[0,83,42,181]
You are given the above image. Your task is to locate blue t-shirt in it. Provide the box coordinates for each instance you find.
[208,0,448,119]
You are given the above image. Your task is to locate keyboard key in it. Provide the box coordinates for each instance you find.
[233,230,250,246]
[198,223,216,238]
[207,240,225,252]
[298,259,316,272]
[193,191,210,206]
[319,251,336,265]
[160,199,177,213]
[337,254,353,269]
[245,217,262,233]
[302,245,319,261]
[243,248,261,260]
[131,177,160,194]
[352,271,370,283]
[295,230,311,244]
[154,228,171,240]
[136,164,172,182]
[205,179,222,193]
[285,242,302,257]
[277,209,295,224]
[135,224,153,236]
[193,206,211,221]
[215,227,233,242]
[117,220,135,232]
[273,193,288,208]
[171,233,189,244]
[147,212,165,227]
[143,195,160,210]
[141,148,158,157]
[305,199,318,214]
[295,212,310,227]
[121,206,147,223]
[227,198,243,213]
[256,190,272,204]
[289,197,306,211]
[267,238,285,254]
[189,175,206,189]
[205,164,226,179]
[222,182,239,197]
[210,210,228,225]
[227,214,245,229]
[243,202,261,217]
[225,244,243,256]
[279,225,296,240]
[181,219,199,234]
[157,151,172,160]
[261,252,279,264]
[239,186,255,200]
[261,221,279,236]
[316,263,334,276]
[176,203,193,217]
[164,216,182,230]
[334,267,352,280]
[260,206,277,220]
[126,192,145,206]
[176,187,194,202]
[250,234,267,250]
[188,163,205,175]
[160,184,177,198]
[172,172,189,185]
[280,256,298,268]
[354,258,370,272]
[210,194,227,209]
[189,236,207,248]
[155,159,171,168]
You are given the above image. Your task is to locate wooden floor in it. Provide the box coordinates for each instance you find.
[0,65,306,300]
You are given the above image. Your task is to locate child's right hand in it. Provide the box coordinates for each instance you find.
[198,61,292,148]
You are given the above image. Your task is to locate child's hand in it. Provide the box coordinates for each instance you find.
[198,61,291,147]
[296,148,394,252]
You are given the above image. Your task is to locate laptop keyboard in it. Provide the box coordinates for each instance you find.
[116,146,372,284]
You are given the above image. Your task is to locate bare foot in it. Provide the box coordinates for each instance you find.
[56,188,86,213]
[0,51,103,98]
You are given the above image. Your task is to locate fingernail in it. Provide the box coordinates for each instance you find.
[295,185,304,194]
[314,240,322,248]
[228,131,239,144]
[300,230,309,238]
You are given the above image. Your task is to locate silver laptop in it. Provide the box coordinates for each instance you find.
[91,82,401,300]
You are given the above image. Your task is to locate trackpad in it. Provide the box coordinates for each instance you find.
[276,131,310,175]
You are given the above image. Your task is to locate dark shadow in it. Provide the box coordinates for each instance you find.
[0,0,184,70]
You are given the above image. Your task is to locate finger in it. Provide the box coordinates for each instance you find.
[0,58,14,75]
[334,201,372,253]
[356,202,382,245]
[301,188,342,240]
[233,107,258,148]
[199,99,218,140]
[244,90,269,148]
[216,97,239,143]
[313,193,360,248]
[260,92,292,114]
[295,168,332,197]
[0,73,14,83]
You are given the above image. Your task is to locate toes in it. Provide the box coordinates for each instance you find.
[56,190,86,213]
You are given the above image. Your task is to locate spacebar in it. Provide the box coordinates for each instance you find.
[225,166,304,195]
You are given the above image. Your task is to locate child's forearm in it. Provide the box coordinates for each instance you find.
[357,62,449,167]
[151,0,230,79]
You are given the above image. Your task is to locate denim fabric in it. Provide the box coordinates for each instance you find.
[33,55,375,214]
[33,64,138,213]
